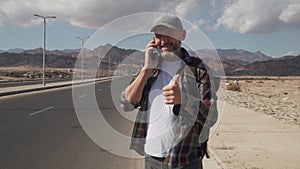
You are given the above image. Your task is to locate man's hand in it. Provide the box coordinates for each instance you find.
[162,74,181,105]
[144,40,159,70]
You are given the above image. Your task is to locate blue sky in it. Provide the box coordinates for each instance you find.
[0,0,299,57]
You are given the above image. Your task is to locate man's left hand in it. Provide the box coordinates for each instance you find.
[162,74,181,105]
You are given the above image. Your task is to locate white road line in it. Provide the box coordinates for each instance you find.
[29,106,55,116]
[77,94,87,99]
[97,89,103,92]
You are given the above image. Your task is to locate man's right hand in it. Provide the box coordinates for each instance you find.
[125,40,160,104]
[144,40,159,70]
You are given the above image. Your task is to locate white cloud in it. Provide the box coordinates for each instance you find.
[0,0,162,28]
[282,51,298,57]
[215,0,300,33]
[279,3,300,28]
[174,0,202,17]
[1,0,299,35]
[0,0,207,29]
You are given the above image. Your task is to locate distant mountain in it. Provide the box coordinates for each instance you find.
[196,49,272,64]
[23,48,80,57]
[0,45,138,70]
[278,55,296,60]
[220,57,243,74]
[227,55,300,76]
[0,52,76,68]
[1,45,299,76]
[23,48,43,55]
[62,49,81,54]
[0,48,80,59]
[7,48,25,53]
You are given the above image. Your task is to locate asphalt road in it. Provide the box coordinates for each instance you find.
[0,79,72,88]
[0,80,143,169]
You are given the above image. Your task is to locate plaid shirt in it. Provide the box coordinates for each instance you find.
[121,48,215,167]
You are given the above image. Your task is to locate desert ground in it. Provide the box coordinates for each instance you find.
[210,76,300,169]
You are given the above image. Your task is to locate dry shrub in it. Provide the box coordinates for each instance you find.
[257,80,264,84]
[226,82,241,91]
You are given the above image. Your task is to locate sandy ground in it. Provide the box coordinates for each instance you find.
[210,77,300,169]
[0,67,75,82]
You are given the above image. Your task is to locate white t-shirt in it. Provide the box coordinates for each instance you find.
[145,59,181,157]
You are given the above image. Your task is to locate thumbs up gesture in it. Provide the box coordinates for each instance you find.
[162,74,181,105]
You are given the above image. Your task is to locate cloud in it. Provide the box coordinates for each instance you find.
[0,0,299,34]
[282,51,299,57]
[0,0,207,29]
[279,3,300,28]
[215,0,300,33]
[0,0,158,28]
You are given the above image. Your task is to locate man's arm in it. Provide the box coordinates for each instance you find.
[124,68,153,104]
[121,40,159,110]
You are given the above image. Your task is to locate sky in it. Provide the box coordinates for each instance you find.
[0,0,299,57]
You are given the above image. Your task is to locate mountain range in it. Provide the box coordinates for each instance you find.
[0,45,299,76]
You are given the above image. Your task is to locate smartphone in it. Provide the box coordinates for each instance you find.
[151,45,160,60]
[151,37,160,60]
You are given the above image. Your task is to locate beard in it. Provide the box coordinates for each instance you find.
[159,42,181,61]
[160,51,180,61]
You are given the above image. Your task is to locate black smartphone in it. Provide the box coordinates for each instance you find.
[151,37,160,60]
[151,46,160,60]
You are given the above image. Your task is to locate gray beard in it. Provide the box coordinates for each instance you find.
[161,51,180,62]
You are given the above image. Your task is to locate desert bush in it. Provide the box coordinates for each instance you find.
[257,80,264,83]
[226,81,241,92]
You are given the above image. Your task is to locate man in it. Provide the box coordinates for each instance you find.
[121,14,214,169]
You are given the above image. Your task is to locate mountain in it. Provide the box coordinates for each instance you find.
[0,48,81,58]
[196,49,272,64]
[278,55,296,60]
[23,48,80,57]
[227,55,300,76]
[1,45,299,76]
[0,45,139,70]
[0,52,76,68]
[62,49,81,54]
[7,48,25,53]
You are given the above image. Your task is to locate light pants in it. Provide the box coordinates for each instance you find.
[145,156,203,169]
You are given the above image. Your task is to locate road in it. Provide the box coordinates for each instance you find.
[0,79,72,88]
[0,80,143,169]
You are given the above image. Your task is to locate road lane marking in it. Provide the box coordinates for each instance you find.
[97,89,103,92]
[77,94,87,99]
[29,106,55,116]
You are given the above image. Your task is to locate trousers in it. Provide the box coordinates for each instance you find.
[145,156,203,169]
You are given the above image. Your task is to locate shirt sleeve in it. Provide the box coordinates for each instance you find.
[120,91,139,112]
[198,69,218,127]
[120,67,142,112]
[172,66,216,127]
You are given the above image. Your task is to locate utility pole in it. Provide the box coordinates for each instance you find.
[34,14,56,86]
[77,36,89,81]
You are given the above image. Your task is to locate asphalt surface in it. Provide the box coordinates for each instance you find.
[0,79,72,88]
[0,80,144,169]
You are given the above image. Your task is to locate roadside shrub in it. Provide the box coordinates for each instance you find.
[226,81,241,92]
